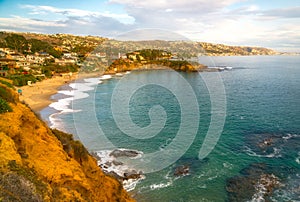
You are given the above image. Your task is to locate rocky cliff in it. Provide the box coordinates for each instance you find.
[0,81,135,201]
[106,59,207,73]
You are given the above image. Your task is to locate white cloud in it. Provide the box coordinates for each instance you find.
[109,0,244,12]
[107,0,300,51]
[261,6,300,18]
[0,14,133,37]
[0,1,298,51]
[21,4,135,24]
[0,16,65,31]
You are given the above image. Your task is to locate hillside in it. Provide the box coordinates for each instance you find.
[0,32,106,57]
[0,31,277,58]
[98,40,278,58]
[0,80,135,201]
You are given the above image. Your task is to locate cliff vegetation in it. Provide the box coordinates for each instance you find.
[106,49,207,73]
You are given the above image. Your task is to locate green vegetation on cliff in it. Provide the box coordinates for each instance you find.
[107,49,207,73]
[0,98,12,113]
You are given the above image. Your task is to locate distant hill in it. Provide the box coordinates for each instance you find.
[97,40,278,58]
[0,31,278,58]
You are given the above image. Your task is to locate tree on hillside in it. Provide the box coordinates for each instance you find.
[45,47,62,58]
[71,45,94,55]
[139,49,171,60]
[5,34,28,53]
[28,38,63,58]
[28,38,50,53]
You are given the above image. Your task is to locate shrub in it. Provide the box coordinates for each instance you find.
[42,64,79,74]
[72,140,89,163]
[52,129,73,153]
[51,129,89,163]
[0,97,12,114]
[0,79,14,89]
[9,75,37,87]
[0,85,18,103]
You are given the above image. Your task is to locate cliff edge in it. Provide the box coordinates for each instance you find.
[0,80,135,201]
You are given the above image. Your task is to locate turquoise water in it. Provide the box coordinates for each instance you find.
[42,56,300,201]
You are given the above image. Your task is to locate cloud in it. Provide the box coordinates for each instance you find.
[0,14,133,37]
[115,28,189,41]
[231,5,300,20]
[109,0,244,13]
[0,1,299,51]
[0,16,65,32]
[106,0,300,51]
[21,4,135,24]
[261,6,300,19]
[0,4,138,37]
[63,16,133,36]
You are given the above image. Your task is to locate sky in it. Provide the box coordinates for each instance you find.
[0,0,299,52]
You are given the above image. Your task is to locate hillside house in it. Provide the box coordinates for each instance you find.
[0,58,17,76]
[0,48,15,55]
[55,58,76,65]
[0,50,6,58]
[26,54,46,65]
[8,53,26,61]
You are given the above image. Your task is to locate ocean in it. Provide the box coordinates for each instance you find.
[41,55,300,201]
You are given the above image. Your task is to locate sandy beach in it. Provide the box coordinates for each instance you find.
[18,71,110,113]
[19,74,77,112]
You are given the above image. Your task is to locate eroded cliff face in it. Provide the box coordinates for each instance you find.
[0,84,135,202]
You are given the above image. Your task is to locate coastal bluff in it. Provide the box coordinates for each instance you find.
[0,82,134,201]
[103,49,209,74]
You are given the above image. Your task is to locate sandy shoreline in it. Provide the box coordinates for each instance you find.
[19,72,103,113]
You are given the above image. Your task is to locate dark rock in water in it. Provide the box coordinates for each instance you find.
[105,170,143,182]
[246,133,282,155]
[123,171,142,180]
[112,160,123,166]
[226,163,281,202]
[174,165,190,177]
[226,175,255,201]
[104,161,112,167]
[272,173,300,201]
[258,137,274,149]
[244,133,300,158]
[107,171,123,181]
[240,163,267,176]
[90,152,101,161]
[110,149,140,158]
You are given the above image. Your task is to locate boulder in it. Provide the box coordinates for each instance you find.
[174,165,190,177]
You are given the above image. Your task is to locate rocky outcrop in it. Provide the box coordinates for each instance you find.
[0,83,135,202]
[174,165,190,177]
[110,149,140,158]
[226,163,281,202]
[98,149,144,186]
[105,56,208,74]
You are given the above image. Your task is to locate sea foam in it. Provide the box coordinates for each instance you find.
[244,146,282,158]
[49,76,106,129]
[95,149,145,192]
